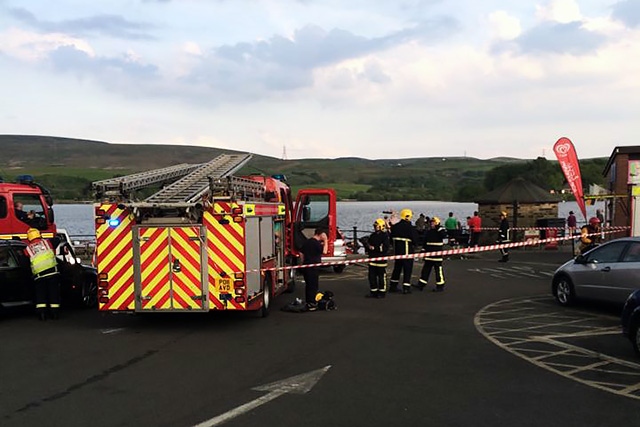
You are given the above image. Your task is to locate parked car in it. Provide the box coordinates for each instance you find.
[622,289,640,356]
[551,237,640,307]
[0,239,97,313]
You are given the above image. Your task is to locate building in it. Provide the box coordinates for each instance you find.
[475,177,561,243]
[602,146,640,235]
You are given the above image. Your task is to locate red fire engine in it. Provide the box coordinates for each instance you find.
[92,153,346,315]
[0,175,57,241]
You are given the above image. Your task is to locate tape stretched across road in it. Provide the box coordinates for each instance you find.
[255,227,629,274]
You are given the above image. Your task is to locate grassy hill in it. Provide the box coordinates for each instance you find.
[0,134,576,202]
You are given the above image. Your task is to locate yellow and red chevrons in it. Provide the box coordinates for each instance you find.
[204,202,246,310]
[96,203,135,311]
[138,226,203,310]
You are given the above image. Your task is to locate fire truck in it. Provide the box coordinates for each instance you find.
[0,175,57,241]
[92,153,346,316]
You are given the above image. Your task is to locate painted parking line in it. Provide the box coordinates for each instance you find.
[475,296,640,401]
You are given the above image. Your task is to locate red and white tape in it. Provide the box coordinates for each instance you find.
[253,227,628,274]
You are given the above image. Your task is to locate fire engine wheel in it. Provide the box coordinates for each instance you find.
[333,264,346,273]
[260,274,272,318]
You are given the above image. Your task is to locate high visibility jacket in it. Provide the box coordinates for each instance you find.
[366,230,390,267]
[580,225,601,247]
[390,220,417,255]
[26,239,59,279]
[423,225,448,261]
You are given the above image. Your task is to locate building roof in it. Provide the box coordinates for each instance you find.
[475,177,560,203]
[603,146,640,176]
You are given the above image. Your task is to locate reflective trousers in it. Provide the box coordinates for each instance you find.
[35,274,61,313]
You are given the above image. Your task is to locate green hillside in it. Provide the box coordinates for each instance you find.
[0,135,606,202]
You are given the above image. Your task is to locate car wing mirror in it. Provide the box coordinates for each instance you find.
[575,255,586,264]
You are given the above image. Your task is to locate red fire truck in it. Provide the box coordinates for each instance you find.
[0,175,57,241]
[93,153,346,316]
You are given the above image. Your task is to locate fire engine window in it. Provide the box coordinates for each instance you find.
[14,194,46,228]
[302,195,329,225]
[0,196,6,219]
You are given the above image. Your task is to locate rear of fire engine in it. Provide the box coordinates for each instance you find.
[93,154,294,316]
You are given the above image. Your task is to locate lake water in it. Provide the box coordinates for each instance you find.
[55,200,604,239]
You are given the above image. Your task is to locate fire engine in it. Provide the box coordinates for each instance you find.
[92,153,346,315]
[0,175,57,241]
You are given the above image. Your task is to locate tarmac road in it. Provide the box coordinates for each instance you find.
[1,246,639,427]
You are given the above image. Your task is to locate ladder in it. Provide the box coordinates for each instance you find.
[93,163,201,198]
[145,153,253,204]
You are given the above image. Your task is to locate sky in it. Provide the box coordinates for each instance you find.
[1,0,639,160]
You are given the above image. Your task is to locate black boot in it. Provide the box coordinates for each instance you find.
[37,311,47,321]
[388,285,400,293]
[432,285,445,292]
[412,282,425,291]
[365,291,377,298]
[402,286,411,294]
[377,291,386,299]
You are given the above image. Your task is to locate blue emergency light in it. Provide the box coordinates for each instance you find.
[108,218,121,227]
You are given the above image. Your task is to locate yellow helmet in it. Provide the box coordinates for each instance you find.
[374,218,386,230]
[27,228,41,241]
[400,209,413,221]
[431,216,441,226]
[500,211,507,217]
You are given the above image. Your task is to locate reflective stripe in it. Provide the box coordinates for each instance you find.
[425,242,444,246]
[50,304,60,308]
[27,241,58,275]
[393,237,412,242]
[369,262,387,267]
[36,304,47,308]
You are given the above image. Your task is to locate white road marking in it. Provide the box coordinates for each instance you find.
[101,328,125,335]
[193,365,331,427]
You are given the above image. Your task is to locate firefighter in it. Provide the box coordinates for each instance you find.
[414,216,448,292]
[579,217,601,254]
[498,211,510,262]
[389,208,419,294]
[365,218,390,298]
[25,228,62,320]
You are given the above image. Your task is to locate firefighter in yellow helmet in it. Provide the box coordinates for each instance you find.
[364,218,390,298]
[498,211,511,262]
[25,228,62,320]
[389,208,419,294]
[415,216,448,292]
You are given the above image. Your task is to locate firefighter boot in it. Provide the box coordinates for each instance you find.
[37,310,47,321]
[402,285,412,294]
[432,285,445,292]
[377,290,386,299]
[388,284,400,293]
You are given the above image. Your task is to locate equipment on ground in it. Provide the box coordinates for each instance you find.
[93,153,346,315]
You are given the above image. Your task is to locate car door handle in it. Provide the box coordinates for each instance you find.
[600,267,611,272]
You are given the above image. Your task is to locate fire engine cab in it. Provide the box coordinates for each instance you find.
[0,175,56,241]
[92,153,344,315]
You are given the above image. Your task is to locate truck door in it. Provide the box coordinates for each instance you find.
[292,189,338,256]
[134,226,206,311]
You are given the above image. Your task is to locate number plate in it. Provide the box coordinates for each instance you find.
[217,278,232,293]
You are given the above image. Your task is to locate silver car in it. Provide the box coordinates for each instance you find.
[552,237,640,306]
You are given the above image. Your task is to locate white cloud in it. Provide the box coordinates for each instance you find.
[488,10,522,40]
[535,0,583,23]
[0,27,94,62]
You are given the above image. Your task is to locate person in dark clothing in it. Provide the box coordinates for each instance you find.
[300,228,328,311]
[498,211,510,262]
[415,216,448,292]
[365,218,390,298]
[389,208,418,294]
[14,201,36,226]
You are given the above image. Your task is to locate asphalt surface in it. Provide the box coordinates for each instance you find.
[1,245,640,427]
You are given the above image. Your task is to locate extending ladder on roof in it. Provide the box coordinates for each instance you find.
[145,154,253,204]
[92,163,201,198]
